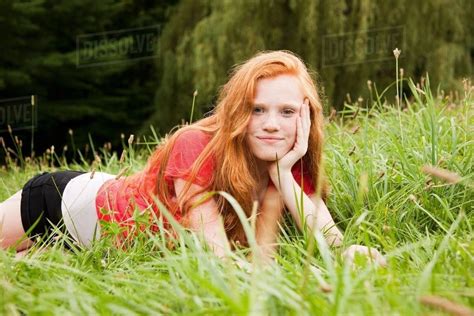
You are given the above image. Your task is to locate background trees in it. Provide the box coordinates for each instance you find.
[0,0,471,157]
[0,0,176,157]
[151,0,472,133]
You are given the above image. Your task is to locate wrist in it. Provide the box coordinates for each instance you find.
[269,170,292,191]
[329,236,343,248]
[326,230,344,248]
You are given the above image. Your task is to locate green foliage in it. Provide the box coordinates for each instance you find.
[147,0,472,132]
[0,0,177,154]
[0,0,471,156]
[0,77,472,314]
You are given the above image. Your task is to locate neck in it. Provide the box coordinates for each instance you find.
[254,158,270,185]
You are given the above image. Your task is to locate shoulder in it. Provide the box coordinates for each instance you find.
[166,129,215,184]
[175,129,211,143]
[172,129,211,153]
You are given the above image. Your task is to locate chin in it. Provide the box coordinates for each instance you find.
[254,149,290,162]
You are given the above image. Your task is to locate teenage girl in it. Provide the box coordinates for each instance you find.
[0,50,385,265]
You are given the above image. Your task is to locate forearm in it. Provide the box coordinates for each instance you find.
[174,179,231,259]
[255,224,278,260]
[270,171,343,247]
[187,206,230,259]
[255,196,283,261]
[201,219,230,258]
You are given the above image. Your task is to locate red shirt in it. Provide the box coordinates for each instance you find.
[95,129,315,226]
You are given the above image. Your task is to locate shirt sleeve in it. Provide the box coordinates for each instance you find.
[164,129,214,187]
[291,161,316,196]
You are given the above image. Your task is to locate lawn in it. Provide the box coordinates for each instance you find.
[0,78,472,315]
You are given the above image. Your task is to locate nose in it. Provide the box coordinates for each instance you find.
[262,113,280,131]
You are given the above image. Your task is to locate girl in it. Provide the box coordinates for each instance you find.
[0,50,385,265]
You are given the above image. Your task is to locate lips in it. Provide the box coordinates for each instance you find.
[257,136,283,144]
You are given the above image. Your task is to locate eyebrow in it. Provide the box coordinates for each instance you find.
[253,103,300,109]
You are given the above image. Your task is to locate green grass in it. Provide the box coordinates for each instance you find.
[0,77,473,315]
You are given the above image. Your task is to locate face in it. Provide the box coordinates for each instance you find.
[246,74,305,163]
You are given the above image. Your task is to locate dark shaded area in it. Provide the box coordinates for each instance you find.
[0,0,472,163]
[0,0,178,162]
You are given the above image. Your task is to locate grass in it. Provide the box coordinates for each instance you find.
[0,76,473,315]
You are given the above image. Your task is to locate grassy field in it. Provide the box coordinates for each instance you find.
[0,77,473,315]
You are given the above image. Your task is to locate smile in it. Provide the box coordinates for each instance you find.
[257,137,283,144]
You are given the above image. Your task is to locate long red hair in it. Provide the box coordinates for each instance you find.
[145,50,327,246]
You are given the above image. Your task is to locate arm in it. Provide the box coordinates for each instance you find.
[268,171,343,247]
[174,178,230,258]
[267,173,386,266]
[266,99,385,265]
[268,171,386,266]
[266,98,342,246]
[255,185,284,262]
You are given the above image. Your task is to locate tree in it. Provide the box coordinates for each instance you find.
[147,0,472,133]
[0,0,178,160]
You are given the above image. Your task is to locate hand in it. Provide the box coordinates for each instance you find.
[268,98,311,176]
[342,245,387,267]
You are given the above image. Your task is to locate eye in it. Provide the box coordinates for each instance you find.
[252,106,264,114]
[282,108,295,116]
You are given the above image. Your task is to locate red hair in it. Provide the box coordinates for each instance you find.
[145,50,327,246]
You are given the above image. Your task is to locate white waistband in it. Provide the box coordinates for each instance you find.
[61,171,115,247]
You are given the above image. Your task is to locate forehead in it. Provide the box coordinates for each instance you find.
[253,74,304,105]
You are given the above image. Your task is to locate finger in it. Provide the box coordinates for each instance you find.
[301,104,307,136]
[292,118,301,152]
[300,99,307,129]
[342,248,354,261]
[302,99,311,137]
[296,117,305,149]
[305,101,311,133]
[367,249,387,267]
[372,250,387,267]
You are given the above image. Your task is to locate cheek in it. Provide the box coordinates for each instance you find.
[246,118,258,134]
